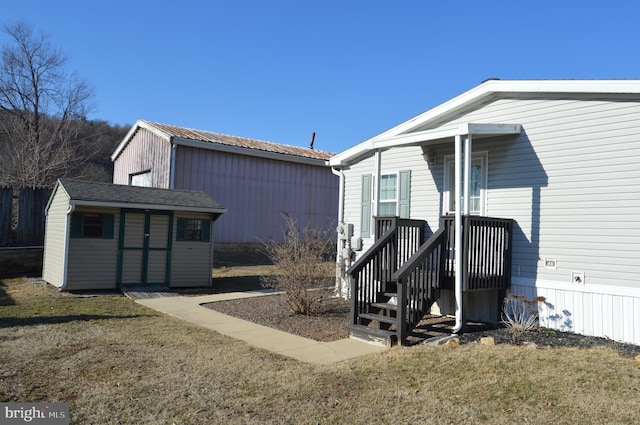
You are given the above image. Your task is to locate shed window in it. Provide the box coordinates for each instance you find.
[176,218,210,242]
[71,212,115,239]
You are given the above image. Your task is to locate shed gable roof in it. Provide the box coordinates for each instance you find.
[112,120,334,164]
[52,179,226,214]
[329,79,640,166]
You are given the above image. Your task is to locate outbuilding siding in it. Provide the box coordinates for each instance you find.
[174,146,337,243]
[42,189,70,287]
[170,212,213,287]
[66,207,120,290]
[113,128,171,188]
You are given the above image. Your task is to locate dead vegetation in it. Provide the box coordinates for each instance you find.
[260,212,335,315]
[2,278,640,424]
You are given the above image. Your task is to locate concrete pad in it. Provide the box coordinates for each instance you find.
[135,292,387,364]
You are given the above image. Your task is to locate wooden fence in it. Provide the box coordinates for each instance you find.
[0,187,52,247]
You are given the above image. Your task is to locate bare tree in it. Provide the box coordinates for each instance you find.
[0,21,95,188]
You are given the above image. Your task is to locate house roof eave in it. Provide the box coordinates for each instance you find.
[329,79,640,167]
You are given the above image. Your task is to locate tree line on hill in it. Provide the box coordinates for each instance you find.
[0,21,130,188]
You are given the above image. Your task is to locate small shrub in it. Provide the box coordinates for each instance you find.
[261,211,334,316]
[501,294,546,344]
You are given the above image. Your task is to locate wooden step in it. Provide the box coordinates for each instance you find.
[371,301,398,311]
[359,312,397,325]
[348,324,397,347]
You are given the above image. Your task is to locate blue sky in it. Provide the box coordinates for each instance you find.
[3,1,640,153]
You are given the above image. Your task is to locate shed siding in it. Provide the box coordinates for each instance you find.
[113,128,171,188]
[66,207,120,290]
[174,146,338,243]
[42,189,70,287]
[170,212,212,287]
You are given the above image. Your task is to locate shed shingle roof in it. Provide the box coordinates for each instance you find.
[57,179,226,214]
[142,120,335,161]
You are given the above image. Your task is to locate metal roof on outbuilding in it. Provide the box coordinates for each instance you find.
[49,179,227,215]
[111,120,334,163]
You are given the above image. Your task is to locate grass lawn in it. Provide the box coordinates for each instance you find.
[1,277,639,424]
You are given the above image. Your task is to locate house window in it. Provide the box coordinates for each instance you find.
[71,212,115,239]
[378,174,398,216]
[176,218,211,242]
[444,153,487,215]
[360,170,411,238]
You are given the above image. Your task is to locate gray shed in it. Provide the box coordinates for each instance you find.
[110,120,338,243]
[43,179,226,290]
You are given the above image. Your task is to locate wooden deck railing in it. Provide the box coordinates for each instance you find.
[392,227,447,343]
[348,218,426,327]
[442,216,513,291]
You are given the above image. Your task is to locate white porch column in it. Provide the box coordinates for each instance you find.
[453,135,463,333]
[463,135,472,215]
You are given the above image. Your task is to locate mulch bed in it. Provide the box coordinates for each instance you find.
[204,290,640,358]
[204,289,350,342]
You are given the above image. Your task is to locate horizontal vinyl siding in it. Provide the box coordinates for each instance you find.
[342,153,376,251]
[173,147,338,243]
[342,146,442,257]
[113,128,171,188]
[66,207,119,290]
[170,212,212,287]
[42,190,70,287]
[432,97,640,290]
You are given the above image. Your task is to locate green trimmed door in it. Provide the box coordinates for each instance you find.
[118,210,173,286]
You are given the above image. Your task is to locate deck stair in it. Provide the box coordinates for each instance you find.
[347,216,513,346]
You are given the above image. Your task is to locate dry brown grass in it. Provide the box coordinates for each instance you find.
[1,278,639,424]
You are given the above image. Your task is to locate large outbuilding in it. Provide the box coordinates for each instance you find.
[111,120,338,244]
[42,179,226,290]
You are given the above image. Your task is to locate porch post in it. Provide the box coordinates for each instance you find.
[453,134,463,333]
[463,135,472,215]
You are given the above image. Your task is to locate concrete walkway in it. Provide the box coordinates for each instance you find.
[135,290,386,365]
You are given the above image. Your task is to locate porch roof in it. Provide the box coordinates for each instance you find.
[329,122,521,166]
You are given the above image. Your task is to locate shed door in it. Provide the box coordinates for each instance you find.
[118,210,173,286]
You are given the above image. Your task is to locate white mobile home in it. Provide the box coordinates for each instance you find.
[43,179,226,290]
[331,79,640,346]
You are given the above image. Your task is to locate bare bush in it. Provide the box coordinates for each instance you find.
[261,211,334,316]
[501,294,546,344]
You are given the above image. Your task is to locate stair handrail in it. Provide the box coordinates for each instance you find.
[347,227,397,277]
[392,227,447,343]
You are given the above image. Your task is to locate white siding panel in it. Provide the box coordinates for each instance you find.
[511,278,640,345]
[42,189,71,287]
